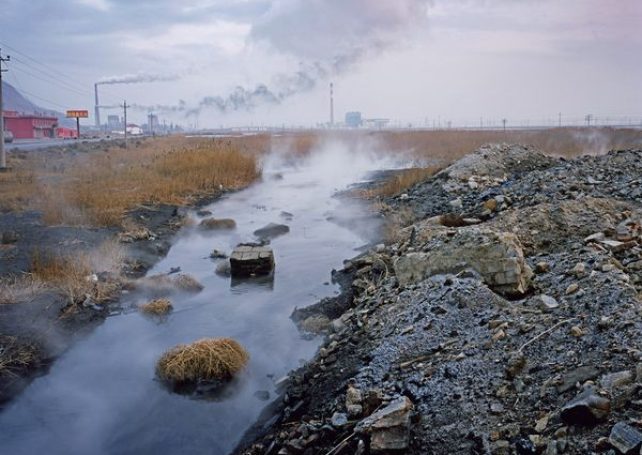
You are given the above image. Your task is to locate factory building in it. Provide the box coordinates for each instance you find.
[2,111,58,139]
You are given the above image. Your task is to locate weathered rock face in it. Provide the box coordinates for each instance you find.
[355,396,414,452]
[229,245,274,277]
[394,227,532,295]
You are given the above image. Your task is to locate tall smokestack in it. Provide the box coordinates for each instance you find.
[94,83,101,128]
[330,82,334,127]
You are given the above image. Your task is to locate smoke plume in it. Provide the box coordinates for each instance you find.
[136,0,431,116]
[97,72,179,85]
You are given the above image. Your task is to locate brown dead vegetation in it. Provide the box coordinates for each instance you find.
[360,166,443,198]
[0,335,41,379]
[0,136,261,227]
[28,241,124,307]
[139,298,173,316]
[156,338,249,384]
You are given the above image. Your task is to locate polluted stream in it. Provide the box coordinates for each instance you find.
[0,144,400,455]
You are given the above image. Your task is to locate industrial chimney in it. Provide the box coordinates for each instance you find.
[94,83,101,129]
[330,82,334,127]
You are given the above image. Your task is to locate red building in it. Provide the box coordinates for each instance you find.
[56,127,78,139]
[2,111,58,139]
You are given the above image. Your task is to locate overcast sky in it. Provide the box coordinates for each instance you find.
[1,0,640,128]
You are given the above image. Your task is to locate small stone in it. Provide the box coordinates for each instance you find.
[570,262,586,276]
[570,325,584,337]
[565,283,579,295]
[535,261,550,274]
[535,415,549,433]
[533,294,559,312]
[561,388,611,425]
[449,198,463,209]
[608,422,642,454]
[331,412,348,428]
[210,249,227,259]
[483,199,498,212]
[492,329,506,341]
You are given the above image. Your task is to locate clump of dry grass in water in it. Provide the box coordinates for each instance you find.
[173,274,204,293]
[139,298,173,316]
[156,338,249,385]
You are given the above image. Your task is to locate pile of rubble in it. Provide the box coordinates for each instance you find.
[237,145,642,455]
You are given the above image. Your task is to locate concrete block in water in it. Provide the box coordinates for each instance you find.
[230,245,274,277]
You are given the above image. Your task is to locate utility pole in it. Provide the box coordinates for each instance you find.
[121,100,130,148]
[558,112,562,128]
[502,118,507,133]
[148,112,154,136]
[585,114,592,127]
[0,49,11,170]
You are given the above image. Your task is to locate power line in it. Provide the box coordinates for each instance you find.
[0,40,121,109]
[11,62,91,98]
[0,40,89,90]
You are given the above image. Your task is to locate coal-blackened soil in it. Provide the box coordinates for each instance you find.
[237,145,642,455]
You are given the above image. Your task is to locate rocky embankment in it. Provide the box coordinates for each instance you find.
[239,144,642,455]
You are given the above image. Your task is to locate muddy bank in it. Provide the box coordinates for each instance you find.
[237,145,642,455]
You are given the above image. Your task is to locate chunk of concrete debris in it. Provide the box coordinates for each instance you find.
[199,218,237,230]
[608,422,642,454]
[393,227,532,295]
[532,294,559,312]
[253,223,290,240]
[356,396,413,452]
[561,388,610,425]
[229,245,274,277]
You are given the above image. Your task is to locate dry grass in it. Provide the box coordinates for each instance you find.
[0,335,40,379]
[139,298,173,316]
[0,275,45,305]
[1,128,640,228]
[0,136,261,227]
[29,242,124,306]
[156,338,249,384]
[360,166,443,198]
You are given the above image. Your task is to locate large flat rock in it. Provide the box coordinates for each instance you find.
[230,245,274,277]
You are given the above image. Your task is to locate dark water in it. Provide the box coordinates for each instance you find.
[0,147,396,454]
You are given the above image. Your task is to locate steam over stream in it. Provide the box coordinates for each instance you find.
[0,141,410,455]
